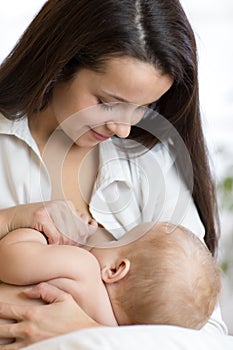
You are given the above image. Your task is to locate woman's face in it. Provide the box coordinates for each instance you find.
[50,56,173,148]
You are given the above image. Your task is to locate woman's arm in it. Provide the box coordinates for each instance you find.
[0,228,99,285]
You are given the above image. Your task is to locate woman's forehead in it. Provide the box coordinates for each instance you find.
[80,56,173,105]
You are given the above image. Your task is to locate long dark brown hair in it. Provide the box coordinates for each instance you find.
[0,0,219,254]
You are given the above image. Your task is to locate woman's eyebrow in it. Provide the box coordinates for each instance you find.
[101,90,130,103]
[101,89,153,107]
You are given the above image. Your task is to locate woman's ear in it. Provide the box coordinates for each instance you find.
[101,259,130,284]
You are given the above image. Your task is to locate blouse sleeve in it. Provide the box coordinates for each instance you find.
[138,142,205,239]
[201,305,228,335]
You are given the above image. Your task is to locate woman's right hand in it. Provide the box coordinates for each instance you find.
[0,200,97,245]
[0,283,101,349]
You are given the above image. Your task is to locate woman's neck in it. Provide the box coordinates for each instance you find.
[28,105,59,154]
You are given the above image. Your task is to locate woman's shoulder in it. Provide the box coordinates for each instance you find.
[0,113,40,157]
[0,113,28,135]
[0,112,14,132]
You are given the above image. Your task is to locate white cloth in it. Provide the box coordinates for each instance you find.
[0,113,228,334]
[90,137,204,240]
[0,113,204,239]
[23,326,233,350]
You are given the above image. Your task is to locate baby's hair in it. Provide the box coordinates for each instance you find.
[114,222,220,329]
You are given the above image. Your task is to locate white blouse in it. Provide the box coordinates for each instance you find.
[0,113,204,238]
[0,113,227,334]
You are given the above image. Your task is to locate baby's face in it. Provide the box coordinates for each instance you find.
[91,222,157,250]
[117,222,158,246]
[90,222,157,266]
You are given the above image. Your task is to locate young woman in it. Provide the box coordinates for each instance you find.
[0,0,227,347]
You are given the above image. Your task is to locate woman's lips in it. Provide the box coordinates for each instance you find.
[90,129,112,141]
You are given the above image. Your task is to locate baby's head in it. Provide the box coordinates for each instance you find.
[93,222,221,329]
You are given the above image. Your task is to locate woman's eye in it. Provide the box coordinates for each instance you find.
[98,101,114,111]
[100,102,113,111]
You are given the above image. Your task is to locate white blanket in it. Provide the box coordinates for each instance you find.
[24,325,233,350]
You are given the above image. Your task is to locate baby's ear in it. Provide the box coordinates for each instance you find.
[101,259,130,284]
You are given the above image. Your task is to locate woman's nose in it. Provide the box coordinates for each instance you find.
[106,122,131,138]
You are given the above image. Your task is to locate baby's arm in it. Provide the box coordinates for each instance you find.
[0,228,99,285]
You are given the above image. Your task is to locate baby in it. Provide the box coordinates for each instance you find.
[0,222,220,344]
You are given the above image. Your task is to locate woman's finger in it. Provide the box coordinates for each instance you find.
[0,339,26,350]
[23,283,69,304]
[32,209,61,245]
[0,343,25,350]
[0,303,23,322]
[0,322,32,349]
[0,323,16,340]
[0,284,100,348]
[89,219,98,230]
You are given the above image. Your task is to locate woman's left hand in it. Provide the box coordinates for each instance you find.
[0,283,101,349]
